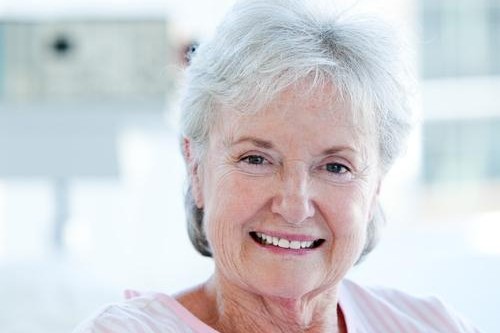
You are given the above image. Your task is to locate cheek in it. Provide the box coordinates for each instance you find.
[323,185,374,249]
[203,175,274,283]
[213,172,272,214]
[203,174,271,250]
[328,190,370,227]
[324,193,370,277]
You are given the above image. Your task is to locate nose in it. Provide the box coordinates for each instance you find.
[271,162,315,224]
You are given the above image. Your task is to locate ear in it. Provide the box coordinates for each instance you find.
[183,137,204,208]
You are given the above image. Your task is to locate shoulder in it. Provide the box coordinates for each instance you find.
[72,291,195,333]
[340,279,481,333]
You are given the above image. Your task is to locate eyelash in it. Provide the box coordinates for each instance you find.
[241,155,268,165]
[319,162,354,182]
[238,154,354,182]
[237,154,273,175]
[324,163,350,174]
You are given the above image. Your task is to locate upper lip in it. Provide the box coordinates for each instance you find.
[250,230,323,242]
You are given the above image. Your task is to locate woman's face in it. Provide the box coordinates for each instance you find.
[191,84,381,299]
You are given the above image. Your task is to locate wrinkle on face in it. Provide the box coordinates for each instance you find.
[195,81,382,333]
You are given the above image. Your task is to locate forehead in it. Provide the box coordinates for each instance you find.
[264,83,343,121]
[213,82,374,148]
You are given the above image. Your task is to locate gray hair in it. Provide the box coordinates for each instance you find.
[180,0,415,261]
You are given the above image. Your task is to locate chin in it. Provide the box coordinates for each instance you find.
[247,272,325,301]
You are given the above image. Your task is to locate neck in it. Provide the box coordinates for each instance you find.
[204,273,347,333]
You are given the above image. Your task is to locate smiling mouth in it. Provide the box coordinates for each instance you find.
[249,232,325,250]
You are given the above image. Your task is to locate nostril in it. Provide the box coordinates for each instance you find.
[271,192,315,224]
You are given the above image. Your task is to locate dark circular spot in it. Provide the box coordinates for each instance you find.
[52,35,72,56]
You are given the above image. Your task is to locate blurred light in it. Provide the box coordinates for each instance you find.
[0,181,6,258]
[165,0,235,40]
[466,211,500,256]
[0,0,169,18]
[119,130,155,186]
[64,217,92,257]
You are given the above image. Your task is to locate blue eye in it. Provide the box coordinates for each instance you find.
[238,154,273,175]
[326,163,349,174]
[242,155,265,165]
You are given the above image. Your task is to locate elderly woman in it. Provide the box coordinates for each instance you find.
[74,0,480,332]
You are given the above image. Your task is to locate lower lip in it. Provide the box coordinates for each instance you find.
[251,237,319,256]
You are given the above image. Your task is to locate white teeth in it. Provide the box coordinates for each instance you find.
[265,235,273,244]
[254,232,318,249]
[301,241,313,248]
[278,239,290,248]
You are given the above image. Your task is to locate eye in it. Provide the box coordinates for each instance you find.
[242,155,266,165]
[316,161,355,184]
[237,154,274,175]
[325,163,350,174]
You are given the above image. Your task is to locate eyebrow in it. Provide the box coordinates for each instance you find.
[227,136,275,149]
[321,146,359,155]
[228,136,358,155]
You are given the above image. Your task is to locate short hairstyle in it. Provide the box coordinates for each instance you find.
[180,0,415,261]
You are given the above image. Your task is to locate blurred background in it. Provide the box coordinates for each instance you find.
[0,0,498,332]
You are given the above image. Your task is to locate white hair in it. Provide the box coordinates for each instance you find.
[180,0,415,259]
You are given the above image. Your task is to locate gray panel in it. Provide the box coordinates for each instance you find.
[0,111,119,178]
[2,20,172,102]
[423,118,500,183]
[421,0,500,78]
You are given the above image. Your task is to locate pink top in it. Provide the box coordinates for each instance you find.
[73,279,480,332]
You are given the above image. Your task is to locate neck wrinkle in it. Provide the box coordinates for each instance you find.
[206,274,343,333]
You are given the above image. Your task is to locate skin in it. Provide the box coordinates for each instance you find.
[180,82,382,333]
